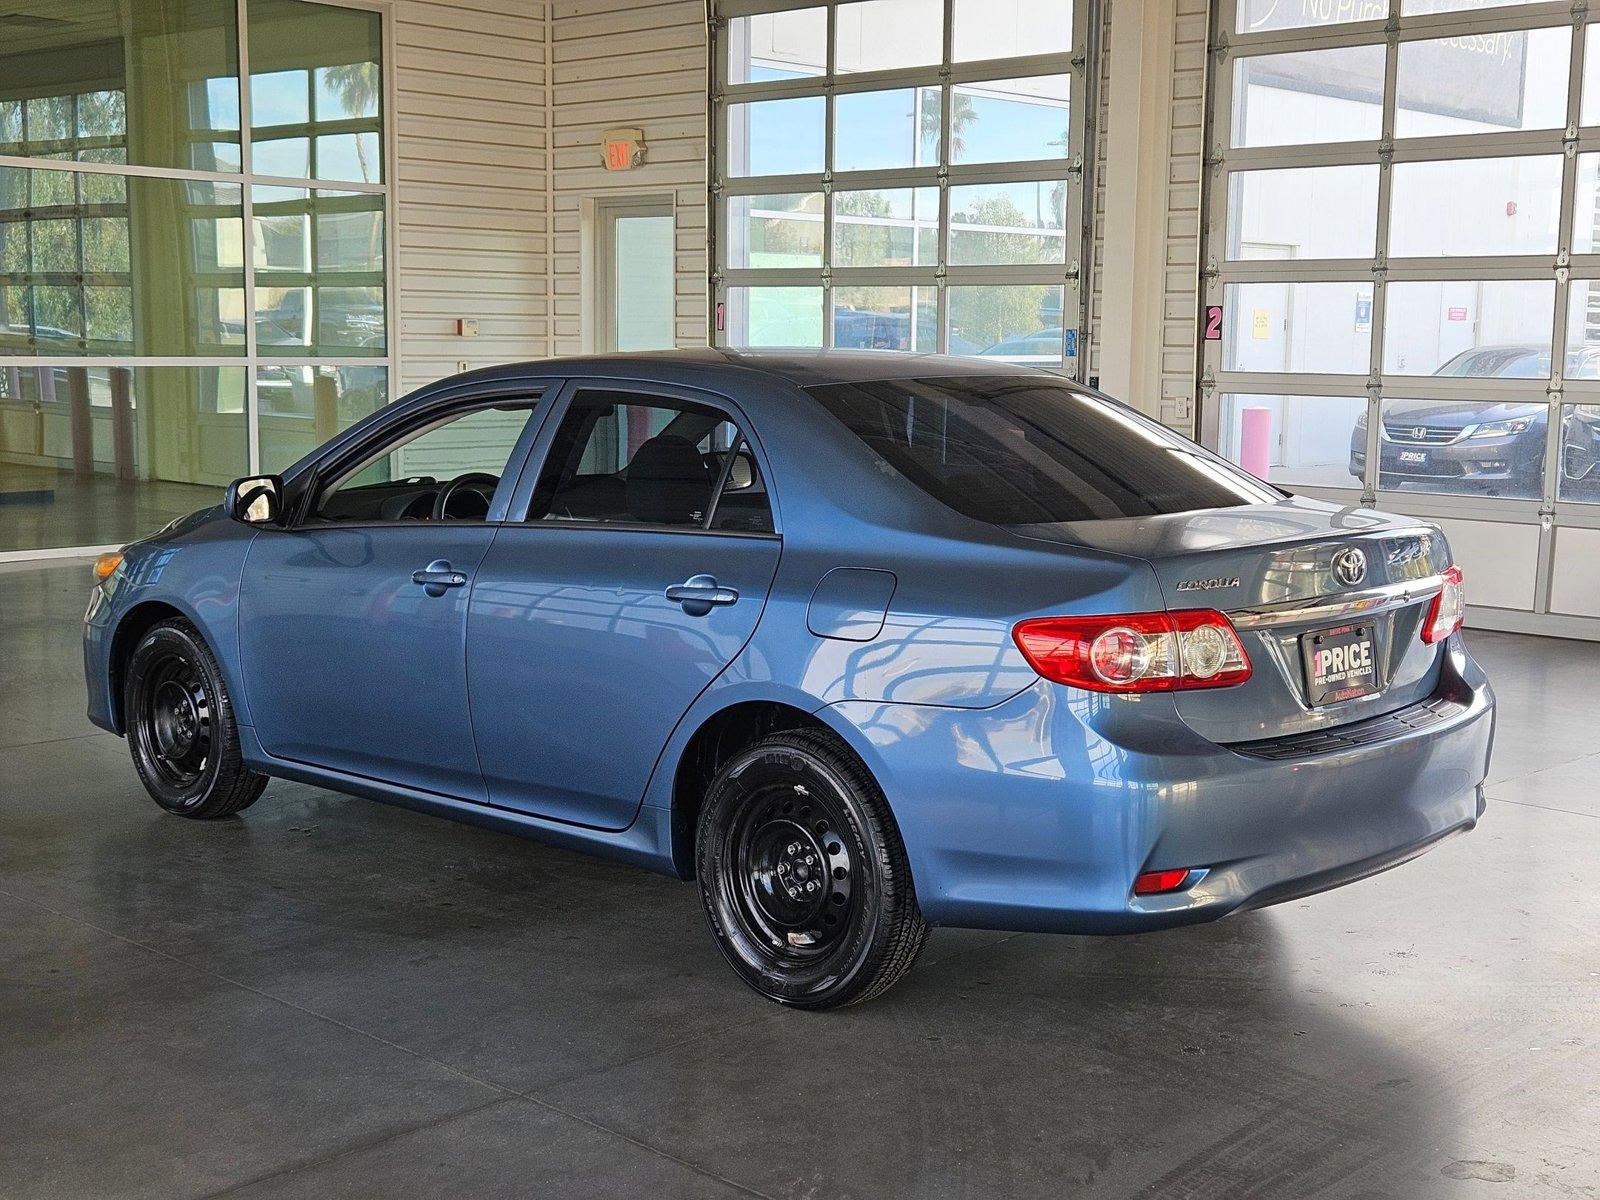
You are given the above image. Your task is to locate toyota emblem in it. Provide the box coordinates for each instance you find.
[1331,546,1368,588]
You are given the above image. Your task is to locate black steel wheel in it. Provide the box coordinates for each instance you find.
[125,619,266,818]
[697,730,928,1008]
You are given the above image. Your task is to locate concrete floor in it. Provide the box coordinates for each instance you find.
[2,559,1598,1200]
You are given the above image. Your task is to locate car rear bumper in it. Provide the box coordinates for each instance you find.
[823,636,1493,935]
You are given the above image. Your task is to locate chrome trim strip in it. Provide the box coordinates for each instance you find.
[1227,574,1445,630]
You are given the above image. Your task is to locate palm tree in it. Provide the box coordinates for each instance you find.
[919,92,975,162]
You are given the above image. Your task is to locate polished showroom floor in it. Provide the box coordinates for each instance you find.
[3,559,1597,1200]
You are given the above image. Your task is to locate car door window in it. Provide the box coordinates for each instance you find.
[313,399,542,523]
[528,389,773,533]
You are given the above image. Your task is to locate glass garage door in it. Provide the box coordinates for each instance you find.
[1201,0,1600,637]
[710,0,1094,374]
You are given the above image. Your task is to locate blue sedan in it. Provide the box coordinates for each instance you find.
[84,351,1495,1008]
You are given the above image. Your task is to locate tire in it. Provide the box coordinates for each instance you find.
[696,729,928,1009]
[124,618,267,819]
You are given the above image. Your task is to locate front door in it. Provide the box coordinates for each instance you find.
[467,385,781,829]
[239,394,545,799]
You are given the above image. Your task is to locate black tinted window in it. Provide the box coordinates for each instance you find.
[807,376,1281,524]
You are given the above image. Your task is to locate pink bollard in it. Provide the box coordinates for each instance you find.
[1239,406,1273,480]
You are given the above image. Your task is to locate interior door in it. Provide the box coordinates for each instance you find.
[466,384,781,829]
[595,198,675,352]
[238,393,546,799]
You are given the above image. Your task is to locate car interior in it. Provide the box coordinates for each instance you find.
[530,394,773,532]
[308,393,773,532]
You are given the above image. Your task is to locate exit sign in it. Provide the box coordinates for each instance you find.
[602,127,645,171]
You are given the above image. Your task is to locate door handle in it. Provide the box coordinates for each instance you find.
[413,559,468,597]
[666,573,739,616]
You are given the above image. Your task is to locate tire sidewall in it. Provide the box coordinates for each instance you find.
[697,739,894,1008]
[125,623,229,814]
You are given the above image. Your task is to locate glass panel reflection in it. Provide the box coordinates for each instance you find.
[834,88,940,173]
[948,180,1067,265]
[258,365,389,474]
[1226,164,1379,260]
[249,0,384,184]
[1219,393,1367,490]
[1389,156,1562,258]
[0,0,239,173]
[833,286,936,351]
[0,365,247,552]
[1383,280,1554,376]
[1233,46,1386,149]
[726,98,825,177]
[0,166,244,357]
[724,286,823,347]
[1222,281,1372,375]
[947,285,1066,364]
[1395,27,1569,138]
[1559,403,1600,501]
[253,186,386,355]
[726,7,827,84]
[725,193,825,269]
[953,0,1072,62]
[1378,397,1545,500]
[835,0,943,73]
[1236,0,1372,33]
[949,76,1071,165]
[833,188,939,267]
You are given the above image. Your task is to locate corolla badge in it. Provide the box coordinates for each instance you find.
[1175,575,1241,592]
[1331,546,1368,588]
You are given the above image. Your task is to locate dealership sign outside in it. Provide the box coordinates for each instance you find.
[1240,1,1531,128]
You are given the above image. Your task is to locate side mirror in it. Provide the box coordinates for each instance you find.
[724,450,756,491]
[225,474,285,526]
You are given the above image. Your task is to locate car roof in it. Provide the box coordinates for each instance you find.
[438,347,1060,392]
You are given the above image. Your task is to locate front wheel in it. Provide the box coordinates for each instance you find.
[696,730,928,1008]
[124,619,267,819]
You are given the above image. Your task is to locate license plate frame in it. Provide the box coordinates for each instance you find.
[1300,621,1381,707]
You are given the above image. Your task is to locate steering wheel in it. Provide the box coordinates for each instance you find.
[431,472,499,521]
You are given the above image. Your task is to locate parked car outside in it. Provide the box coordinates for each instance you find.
[84,351,1493,1007]
[1350,343,1600,500]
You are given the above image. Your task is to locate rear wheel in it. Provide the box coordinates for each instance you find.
[696,730,928,1008]
[124,619,266,819]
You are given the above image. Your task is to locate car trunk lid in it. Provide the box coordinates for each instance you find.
[1011,496,1452,744]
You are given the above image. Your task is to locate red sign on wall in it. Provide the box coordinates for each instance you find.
[1447,306,1468,321]
[601,127,645,171]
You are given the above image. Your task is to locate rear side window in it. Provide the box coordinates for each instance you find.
[806,376,1281,524]
[527,389,773,533]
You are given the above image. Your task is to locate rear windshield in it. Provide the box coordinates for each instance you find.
[806,376,1282,525]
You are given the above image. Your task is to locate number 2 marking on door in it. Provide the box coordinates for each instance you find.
[1204,305,1223,341]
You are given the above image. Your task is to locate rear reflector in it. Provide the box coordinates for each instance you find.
[1133,868,1192,896]
[1422,565,1465,645]
[1012,609,1252,693]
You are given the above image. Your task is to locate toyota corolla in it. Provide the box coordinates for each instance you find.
[84,351,1494,1008]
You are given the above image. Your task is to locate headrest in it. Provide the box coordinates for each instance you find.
[626,434,712,525]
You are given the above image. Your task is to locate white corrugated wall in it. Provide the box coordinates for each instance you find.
[1087,0,1208,434]
[392,0,552,394]
[548,0,709,356]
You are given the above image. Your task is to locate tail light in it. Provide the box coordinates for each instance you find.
[1422,565,1465,644]
[1012,609,1252,693]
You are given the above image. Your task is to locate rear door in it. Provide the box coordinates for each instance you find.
[466,382,781,830]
